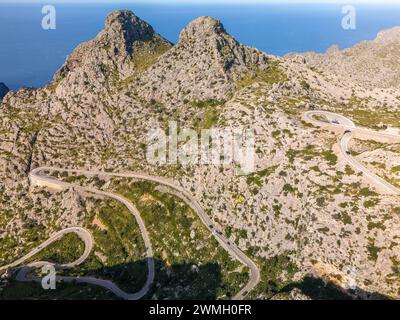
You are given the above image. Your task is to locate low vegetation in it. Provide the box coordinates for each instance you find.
[236,60,287,90]
[112,178,249,299]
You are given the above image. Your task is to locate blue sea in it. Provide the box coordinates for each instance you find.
[1,2,400,90]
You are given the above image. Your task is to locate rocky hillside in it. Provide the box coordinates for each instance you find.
[1,10,400,300]
[135,16,270,104]
[52,10,172,99]
[290,26,400,89]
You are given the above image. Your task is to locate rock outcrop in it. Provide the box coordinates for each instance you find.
[53,10,172,97]
[137,16,270,103]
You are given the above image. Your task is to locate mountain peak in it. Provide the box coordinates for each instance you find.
[137,15,269,103]
[180,16,225,38]
[52,10,172,94]
[104,10,156,50]
[179,16,229,46]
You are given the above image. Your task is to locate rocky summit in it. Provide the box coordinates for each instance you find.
[53,10,172,97]
[1,10,400,300]
[137,15,270,104]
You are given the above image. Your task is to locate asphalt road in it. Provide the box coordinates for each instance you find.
[0,166,260,300]
[0,227,93,273]
[304,110,400,195]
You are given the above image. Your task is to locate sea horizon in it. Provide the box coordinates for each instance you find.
[1,2,400,90]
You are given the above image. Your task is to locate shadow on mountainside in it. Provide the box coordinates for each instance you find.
[0,258,223,300]
[1,262,392,301]
[277,275,391,300]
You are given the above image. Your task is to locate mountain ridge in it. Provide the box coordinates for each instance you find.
[288,25,400,89]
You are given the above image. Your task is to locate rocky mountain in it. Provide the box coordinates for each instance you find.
[53,10,172,98]
[135,16,270,104]
[1,10,400,300]
[0,82,9,100]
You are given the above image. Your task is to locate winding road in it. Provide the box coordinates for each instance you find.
[304,110,400,195]
[0,166,260,300]
[3,111,397,300]
[0,227,93,273]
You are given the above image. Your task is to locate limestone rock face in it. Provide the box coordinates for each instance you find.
[0,83,9,100]
[137,16,270,103]
[289,26,400,89]
[53,10,172,98]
